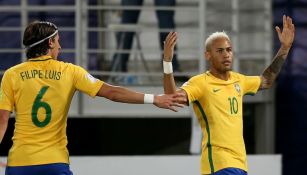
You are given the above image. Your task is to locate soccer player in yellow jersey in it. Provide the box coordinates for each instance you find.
[0,21,185,175]
[162,15,295,175]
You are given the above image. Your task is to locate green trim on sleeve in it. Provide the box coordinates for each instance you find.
[194,100,214,174]
[244,92,256,96]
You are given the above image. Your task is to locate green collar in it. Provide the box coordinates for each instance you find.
[28,56,53,62]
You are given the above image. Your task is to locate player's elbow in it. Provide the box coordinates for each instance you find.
[260,76,275,90]
[263,81,276,90]
[101,89,120,101]
[260,80,273,90]
[267,82,274,89]
[97,83,121,101]
[261,84,271,90]
[106,92,120,102]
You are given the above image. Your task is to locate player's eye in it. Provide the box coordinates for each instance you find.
[226,48,232,52]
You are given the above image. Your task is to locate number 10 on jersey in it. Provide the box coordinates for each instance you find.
[228,97,238,115]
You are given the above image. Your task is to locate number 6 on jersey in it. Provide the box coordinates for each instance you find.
[32,86,52,127]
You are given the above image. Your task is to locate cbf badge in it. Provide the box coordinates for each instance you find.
[85,73,97,83]
[234,83,241,95]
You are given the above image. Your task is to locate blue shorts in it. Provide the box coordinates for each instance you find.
[5,163,73,175]
[214,168,247,175]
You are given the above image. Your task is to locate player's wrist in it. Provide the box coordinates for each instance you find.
[280,43,292,50]
[144,94,154,104]
[163,53,173,62]
[163,60,173,74]
[163,57,172,62]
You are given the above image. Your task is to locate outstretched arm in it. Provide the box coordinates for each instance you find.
[260,15,295,90]
[96,83,186,112]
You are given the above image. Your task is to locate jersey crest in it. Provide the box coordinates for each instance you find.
[234,83,241,94]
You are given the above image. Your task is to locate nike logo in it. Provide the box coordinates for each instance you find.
[213,88,221,93]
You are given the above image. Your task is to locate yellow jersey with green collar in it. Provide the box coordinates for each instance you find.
[181,71,260,174]
[0,56,103,166]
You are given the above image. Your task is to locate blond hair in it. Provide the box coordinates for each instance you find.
[205,31,230,51]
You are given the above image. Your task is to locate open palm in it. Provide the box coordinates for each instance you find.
[275,15,295,48]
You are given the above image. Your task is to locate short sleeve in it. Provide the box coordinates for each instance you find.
[180,76,204,103]
[0,71,14,112]
[73,65,104,97]
[242,76,261,95]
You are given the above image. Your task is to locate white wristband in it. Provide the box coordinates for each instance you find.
[144,94,154,104]
[163,61,173,74]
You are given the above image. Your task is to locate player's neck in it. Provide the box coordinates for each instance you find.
[46,51,56,60]
[209,69,230,81]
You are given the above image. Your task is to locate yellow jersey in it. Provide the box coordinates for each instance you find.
[181,71,260,174]
[0,55,103,166]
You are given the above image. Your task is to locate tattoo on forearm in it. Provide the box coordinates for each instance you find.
[267,53,286,74]
[261,49,288,89]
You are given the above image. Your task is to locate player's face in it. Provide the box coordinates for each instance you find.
[50,33,61,59]
[205,38,233,73]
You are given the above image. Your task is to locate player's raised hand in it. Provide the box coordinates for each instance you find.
[153,92,186,112]
[275,15,295,49]
[163,31,178,62]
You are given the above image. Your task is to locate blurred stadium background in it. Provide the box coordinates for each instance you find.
[0,0,306,175]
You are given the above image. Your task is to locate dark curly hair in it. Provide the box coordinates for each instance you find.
[23,21,58,59]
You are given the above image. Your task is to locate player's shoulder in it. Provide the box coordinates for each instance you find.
[190,72,207,81]
[230,71,248,81]
[54,60,74,67]
[230,71,245,78]
[231,71,260,81]
[4,62,28,75]
[182,73,207,88]
[53,60,82,71]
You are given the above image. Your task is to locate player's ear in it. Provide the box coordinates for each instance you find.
[205,51,211,61]
[48,38,54,49]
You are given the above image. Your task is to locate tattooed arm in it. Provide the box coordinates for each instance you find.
[260,15,295,90]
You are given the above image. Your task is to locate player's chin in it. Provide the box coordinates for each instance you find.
[223,66,232,72]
